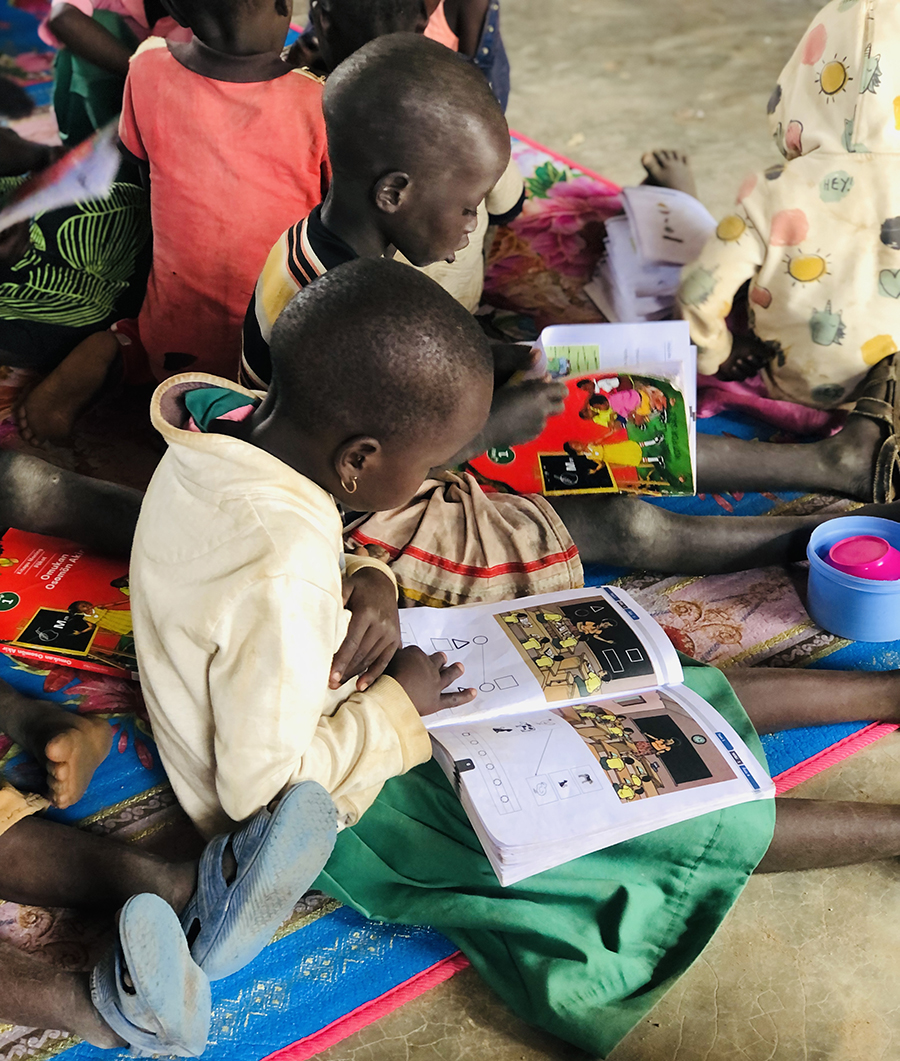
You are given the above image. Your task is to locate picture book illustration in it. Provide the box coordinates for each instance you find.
[554,690,735,804]
[469,371,693,496]
[493,595,656,703]
[0,527,135,678]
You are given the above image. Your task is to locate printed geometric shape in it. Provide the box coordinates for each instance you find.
[493,674,519,690]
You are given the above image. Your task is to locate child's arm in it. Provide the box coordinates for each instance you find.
[677,201,768,376]
[443,377,567,467]
[207,575,458,828]
[331,558,401,691]
[447,0,491,57]
[47,3,133,78]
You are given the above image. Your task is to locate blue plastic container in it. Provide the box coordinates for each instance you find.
[806,516,900,642]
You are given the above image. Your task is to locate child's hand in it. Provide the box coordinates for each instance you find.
[491,343,540,387]
[483,379,567,449]
[386,647,475,716]
[331,564,401,691]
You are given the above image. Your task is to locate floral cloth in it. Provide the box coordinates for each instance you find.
[484,134,622,331]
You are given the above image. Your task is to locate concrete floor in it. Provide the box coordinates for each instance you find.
[309,3,900,1058]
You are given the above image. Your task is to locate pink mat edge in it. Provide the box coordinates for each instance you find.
[772,721,899,795]
[259,951,471,1061]
[508,128,621,189]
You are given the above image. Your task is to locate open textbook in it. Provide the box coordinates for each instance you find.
[401,587,774,885]
[585,185,717,323]
[468,321,697,496]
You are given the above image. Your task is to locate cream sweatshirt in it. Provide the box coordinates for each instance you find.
[130,374,432,838]
[679,0,900,409]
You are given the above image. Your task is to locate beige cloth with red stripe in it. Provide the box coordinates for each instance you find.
[347,472,584,607]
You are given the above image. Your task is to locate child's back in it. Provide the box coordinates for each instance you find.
[132,259,493,838]
[119,5,329,381]
[679,0,900,409]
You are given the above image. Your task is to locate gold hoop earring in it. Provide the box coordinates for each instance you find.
[343,476,358,495]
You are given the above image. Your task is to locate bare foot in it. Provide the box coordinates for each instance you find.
[16,330,120,446]
[42,713,113,808]
[641,149,698,198]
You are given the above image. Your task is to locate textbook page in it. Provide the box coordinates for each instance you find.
[400,586,683,728]
[529,320,694,383]
[621,185,717,266]
[430,682,774,885]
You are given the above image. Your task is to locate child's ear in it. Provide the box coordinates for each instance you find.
[334,436,382,496]
[373,172,412,214]
[275,0,291,17]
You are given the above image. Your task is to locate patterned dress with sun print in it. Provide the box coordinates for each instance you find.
[678,0,900,410]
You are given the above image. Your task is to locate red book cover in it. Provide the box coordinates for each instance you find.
[0,528,135,680]
[468,372,694,496]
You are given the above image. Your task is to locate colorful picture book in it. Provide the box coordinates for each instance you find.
[0,528,135,679]
[402,587,774,885]
[469,321,697,496]
[0,120,119,235]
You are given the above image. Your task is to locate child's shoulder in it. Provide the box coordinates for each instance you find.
[130,35,171,64]
[276,65,327,99]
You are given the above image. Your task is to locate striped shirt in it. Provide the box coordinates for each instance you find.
[240,205,357,388]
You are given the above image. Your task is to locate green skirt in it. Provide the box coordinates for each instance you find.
[316,658,775,1057]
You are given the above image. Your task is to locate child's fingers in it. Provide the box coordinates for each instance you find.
[438,660,465,689]
[330,619,369,687]
[357,644,398,690]
[438,686,477,708]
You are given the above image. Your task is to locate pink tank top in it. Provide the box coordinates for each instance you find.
[424,0,460,51]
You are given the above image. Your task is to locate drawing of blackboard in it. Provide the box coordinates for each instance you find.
[539,453,614,493]
[14,608,95,655]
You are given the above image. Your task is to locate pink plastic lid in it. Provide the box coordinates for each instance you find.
[826,535,900,580]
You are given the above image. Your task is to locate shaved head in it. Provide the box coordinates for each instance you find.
[269,257,493,443]
[323,33,508,182]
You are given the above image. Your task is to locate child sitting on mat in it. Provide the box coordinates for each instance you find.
[131,261,490,837]
[12,261,900,1057]
[0,672,335,1054]
[39,0,189,145]
[678,0,900,410]
[18,0,330,446]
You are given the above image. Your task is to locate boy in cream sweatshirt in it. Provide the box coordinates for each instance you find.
[130,259,492,838]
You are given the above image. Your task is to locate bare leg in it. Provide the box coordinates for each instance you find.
[726,666,900,733]
[0,941,124,1048]
[697,413,881,500]
[0,815,196,913]
[0,451,141,556]
[760,800,900,872]
[0,678,112,808]
[723,667,900,872]
[17,330,121,446]
[549,491,900,573]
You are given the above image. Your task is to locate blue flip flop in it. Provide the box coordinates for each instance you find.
[91,892,212,1057]
[181,780,337,981]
